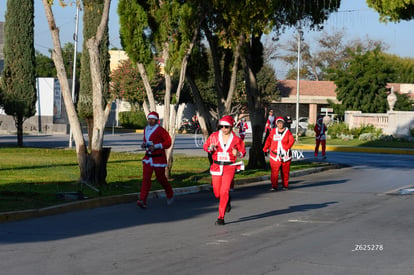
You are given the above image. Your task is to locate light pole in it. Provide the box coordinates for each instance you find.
[295,22,303,142]
[69,4,80,148]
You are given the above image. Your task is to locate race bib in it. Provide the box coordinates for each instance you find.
[217,152,230,162]
[273,135,282,142]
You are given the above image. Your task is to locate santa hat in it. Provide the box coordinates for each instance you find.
[219,115,235,126]
[275,116,285,123]
[147,111,159,120]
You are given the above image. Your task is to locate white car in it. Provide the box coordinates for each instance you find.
[291,117,309,135]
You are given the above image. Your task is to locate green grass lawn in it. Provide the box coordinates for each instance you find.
[0,147,323,213]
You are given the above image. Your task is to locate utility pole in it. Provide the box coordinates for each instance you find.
[295,22,302,142]
[69,4,80,148]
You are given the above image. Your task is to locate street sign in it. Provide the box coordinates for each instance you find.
[321,108,333,113]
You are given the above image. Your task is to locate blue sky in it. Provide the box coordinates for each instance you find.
[1,0,414,77]
[0,0,122,53]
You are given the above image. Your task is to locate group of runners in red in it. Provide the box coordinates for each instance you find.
[136,110,327,225]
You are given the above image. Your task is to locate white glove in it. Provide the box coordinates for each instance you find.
[153,143,163,150]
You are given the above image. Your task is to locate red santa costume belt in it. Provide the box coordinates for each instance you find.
[214,160,234,165]
[145,153,162,157]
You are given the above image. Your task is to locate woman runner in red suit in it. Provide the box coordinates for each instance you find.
[203,115,246,225]
[136,111,174,209]
[314,115,328,159]
[263,116,295,191]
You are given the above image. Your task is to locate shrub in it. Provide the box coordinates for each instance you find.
[328,122,382,139]
[359,133,375,141]
[119,111,147,129]
[327,122,351,138]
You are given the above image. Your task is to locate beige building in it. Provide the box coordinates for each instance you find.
[276,80,414,125]
[276,80,339,124]
[109,50,129,72]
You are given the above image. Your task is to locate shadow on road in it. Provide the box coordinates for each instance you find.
[231,201,338,224]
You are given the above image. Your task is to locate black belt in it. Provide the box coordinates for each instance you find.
[145,153,162,158]
[214,160,233,165]
[271,151,291,158]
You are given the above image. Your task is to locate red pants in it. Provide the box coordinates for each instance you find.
[270,160,291,188]
[211,165,236,219]
[140,162,173,203]
[314,139,326,157]
[239,134,245,141]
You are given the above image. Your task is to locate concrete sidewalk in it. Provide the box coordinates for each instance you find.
[293,144,414,155]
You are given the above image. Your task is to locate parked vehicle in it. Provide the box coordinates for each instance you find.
[178,118,200,134]
[291,117,309,136]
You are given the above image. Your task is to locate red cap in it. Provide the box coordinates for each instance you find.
[147,111,159,120]
[276,116,285,123]
[219,115,235,126]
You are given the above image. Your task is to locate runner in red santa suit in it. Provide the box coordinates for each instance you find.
[314,115,328,159]
[263,116,295,191]
[136,111,174,209]
[236,117,249,141]
[263,109,275,145]
[203,115,246,225]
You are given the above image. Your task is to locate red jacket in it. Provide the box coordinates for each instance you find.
[142,125,171,167]
[203,131,246,175]
[236,121,248,135]
[263,128,295,162]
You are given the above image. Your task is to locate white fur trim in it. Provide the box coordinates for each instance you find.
[142,158,167,167]
[219,121,231,126]
[210,165,223,176]
[147,114,158,120]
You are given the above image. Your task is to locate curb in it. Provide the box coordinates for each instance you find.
[0,164,341,224]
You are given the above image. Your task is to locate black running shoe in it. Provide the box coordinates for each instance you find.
[215,218,225,225]
[136,199,147,209]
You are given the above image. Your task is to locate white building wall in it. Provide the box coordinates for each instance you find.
[36,77,56,116]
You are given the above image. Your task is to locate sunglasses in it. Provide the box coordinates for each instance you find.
[218,125,231,129]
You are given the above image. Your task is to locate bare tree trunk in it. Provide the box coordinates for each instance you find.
[137,63,156,111]
[42,0,89,181]
[143,100,150,116]
[85,117,93,151]
[165,21,201,178]
[83,0,112,186]
[224,38,242,114]
[162,44,172,131]
[15,116,23,147]
[44,0,114,187]
[186,73,213,138]
[241,51,267,170]
[202,24,225,116]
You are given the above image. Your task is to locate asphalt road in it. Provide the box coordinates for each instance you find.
[1,140,414,275]
[0,132,209,155]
